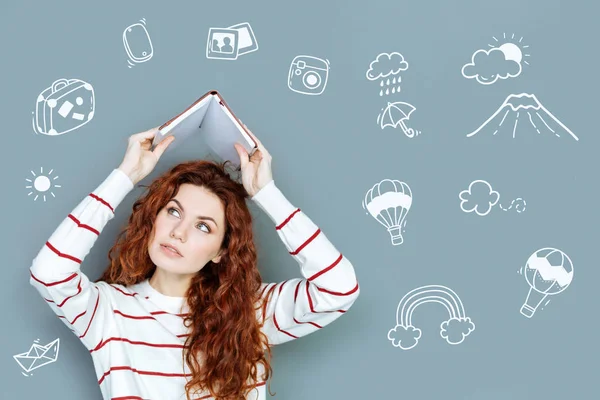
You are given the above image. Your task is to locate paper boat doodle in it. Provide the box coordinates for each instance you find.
[13,338,60,373]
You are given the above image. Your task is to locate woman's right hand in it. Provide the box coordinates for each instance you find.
[117,127,175,185]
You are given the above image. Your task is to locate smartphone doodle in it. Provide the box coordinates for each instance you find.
[123,19,154,68]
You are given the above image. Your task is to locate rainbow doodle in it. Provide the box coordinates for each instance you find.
[387,285,475,350]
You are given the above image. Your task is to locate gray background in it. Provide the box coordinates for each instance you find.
[1,0,598,399]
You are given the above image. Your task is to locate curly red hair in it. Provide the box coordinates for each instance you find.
[95,159,275,399]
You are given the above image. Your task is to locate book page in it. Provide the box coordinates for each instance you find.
[198,96,255,168]
[153,99,210,151]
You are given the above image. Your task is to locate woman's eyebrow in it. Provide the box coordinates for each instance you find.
[169,199,218,227]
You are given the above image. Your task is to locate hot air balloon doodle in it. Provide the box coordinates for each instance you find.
[377,101,422,139]
[387,285,475,350]
[362,179,412,246]
[518,247,574,318]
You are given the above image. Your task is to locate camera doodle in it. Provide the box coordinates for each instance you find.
[288,55,330,96]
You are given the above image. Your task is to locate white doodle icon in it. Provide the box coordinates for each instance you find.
[459,180,526,216]
[377,101,421,138]
[388,285,475,350]
[467,93,579,141]
[123,18,154,68]
[26,167,61,202]
[462,33,531,85]
[363,179,412,246]
[31,78,95,136]
[14,338,60,375]
[366,52,409,96]
[206,22,258,60]
[518,248,574,318]
[288,55,330,95]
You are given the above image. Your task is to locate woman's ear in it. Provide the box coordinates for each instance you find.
[212,249,225,264]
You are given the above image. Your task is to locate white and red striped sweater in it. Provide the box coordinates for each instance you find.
[29,168,360,400]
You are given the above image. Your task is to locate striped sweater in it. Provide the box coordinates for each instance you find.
[29,168,360,400]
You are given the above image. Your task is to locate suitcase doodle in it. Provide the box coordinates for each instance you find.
[33,78,95,136]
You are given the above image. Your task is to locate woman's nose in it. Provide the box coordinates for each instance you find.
[170,225,187,242]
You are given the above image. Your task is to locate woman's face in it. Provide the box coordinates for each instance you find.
[148,183,227,275]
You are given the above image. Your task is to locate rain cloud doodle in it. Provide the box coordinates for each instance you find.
[366,52,409,96]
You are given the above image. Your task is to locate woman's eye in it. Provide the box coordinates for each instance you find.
[168,207,210,233]
[197,222,210,233]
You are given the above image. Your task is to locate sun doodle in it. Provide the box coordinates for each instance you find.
[25,167,61,202]
[488,32,531,66]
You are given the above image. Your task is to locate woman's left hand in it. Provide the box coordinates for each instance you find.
[234,124,273,197]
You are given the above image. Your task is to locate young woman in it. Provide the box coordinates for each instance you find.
[29,126,360,400]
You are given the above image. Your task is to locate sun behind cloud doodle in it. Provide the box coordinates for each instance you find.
[462,33,531,85]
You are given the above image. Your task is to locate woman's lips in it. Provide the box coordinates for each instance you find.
[160,244,183,257]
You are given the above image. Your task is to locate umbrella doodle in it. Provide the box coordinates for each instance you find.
[377,101,422,138]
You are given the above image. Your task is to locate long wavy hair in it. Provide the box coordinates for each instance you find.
[95,159,275,399]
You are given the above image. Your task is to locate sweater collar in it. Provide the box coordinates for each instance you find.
[138,278,188,314]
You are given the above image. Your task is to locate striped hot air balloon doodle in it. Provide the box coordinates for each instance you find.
[519,247,574,318]
[387,285,475,350]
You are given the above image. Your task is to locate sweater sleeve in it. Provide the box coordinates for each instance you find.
[29,168,134,351]
[251,180,360,346]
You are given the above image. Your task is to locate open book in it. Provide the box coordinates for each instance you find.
[152,90,258,168]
